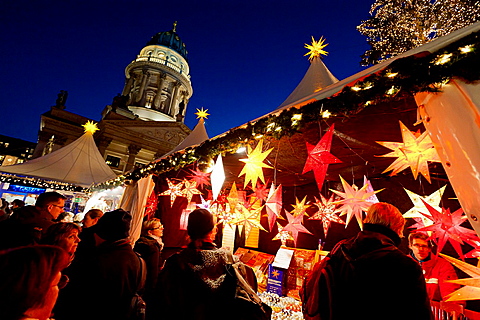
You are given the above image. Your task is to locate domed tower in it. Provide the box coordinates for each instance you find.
[119,22,192,122]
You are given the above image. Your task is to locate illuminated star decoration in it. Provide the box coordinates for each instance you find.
[238,140,273,188]
[302,125,342,192]
[331,175,381,230]
[377,121,441,183]
[439,253,480,302]
[403,186,446,228]
[194,107,210,119]
[265,184,283,231]
[144,190,158,219]
[159,179,184,207]
[363,176,380,204]
[250,182,270,203]
[416,201,479,260]
[181,179,203,204]
[290,196,310,217]
[82,120,99,134]
[272,222,294,246]
[187,168,211,189]
[211,155,225,201]
[196,195,213,210]
[282,210,313,246]
[231,204,266,239]
[304,36,329,61]
[309,194,344,239]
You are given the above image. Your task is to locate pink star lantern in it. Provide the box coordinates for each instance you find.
[376,121,441,183]
[187,168,211,189]
[309,194,344,239]
[196,195,213,210]
[416,200,479,260]
[282,209,313,246]
[144,190,158,219]
[363,176,380,203]
[250,181,270,203]
[181,179,203,204]
[265,184,283,231]
[159,179,184,207]
[290,196,310,217]
[331,175,380,230]
[302,124,342,191]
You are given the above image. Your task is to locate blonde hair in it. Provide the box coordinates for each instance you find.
[364,202,405,236]
[141,218,162,236]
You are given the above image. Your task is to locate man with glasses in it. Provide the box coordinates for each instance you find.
[409,232,462,304]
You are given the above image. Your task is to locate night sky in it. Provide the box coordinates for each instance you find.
[1,0,374,143]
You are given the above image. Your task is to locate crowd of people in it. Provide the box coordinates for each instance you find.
[0,193,467,319]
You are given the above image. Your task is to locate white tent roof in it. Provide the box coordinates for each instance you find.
[0,130,117,187]
[278,56,338,108]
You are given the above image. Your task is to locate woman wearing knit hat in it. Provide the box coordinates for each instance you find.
[154,208,260,320]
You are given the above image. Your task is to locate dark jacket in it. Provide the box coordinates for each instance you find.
[319,224,432,320]
[55,238,142,320]
[134,235,162,295]
[155,241,247,320]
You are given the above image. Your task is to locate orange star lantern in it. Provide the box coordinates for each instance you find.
[181,179,202,204]
[377,121,441,183]
[309,194,344,239]
[239,140,273,188]
[439,254,480,302]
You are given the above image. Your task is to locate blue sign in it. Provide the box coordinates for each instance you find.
[267,264,285,296]
[8,185,45,194]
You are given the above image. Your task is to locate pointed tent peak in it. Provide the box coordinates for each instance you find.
[82,121,99,135]
[278,56,338,108]
[304,36,329,61]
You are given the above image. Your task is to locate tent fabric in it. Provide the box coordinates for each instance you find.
[0,131,117,187]
[278,57,338,108]
[415,79,480,237]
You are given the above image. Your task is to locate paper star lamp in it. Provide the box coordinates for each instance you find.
[227,182,240,212]
[439,253,480,301]
[239,140,273,188]
[302,125,342,191]
[416,201,479,260]
[309,194,344,238]
[231,203,266,239]
[211,155,226,201]
[403,186,446,228]
[265,184,283,231]
[290,196,310,217]
[82,120,99,134]
[376,121,441,183]
[181,179,203,204]
[331,175,380,230]
[272,222,294,246]
[363,176,380,204]
[250,182,270,203]
[304,36,329,61]
[159,179,184,207]
[282,209,313,246]
[196,195,213,210]
[144,190,158,219]
[195,107,210,119]
[187,168,211,189]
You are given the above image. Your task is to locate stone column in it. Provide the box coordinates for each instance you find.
[96,136,113,157]
[122,72,135,96]
[32,131,54,159]
[168,82,181,117]
[153,73,166,109]
[126,144,141,172]
[136,70,149,103]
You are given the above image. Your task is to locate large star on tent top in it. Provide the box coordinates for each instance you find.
[239,140,273,188]
[302,125,342,192]
[187,168,211,189]
[331,175,380,230]
[304,36,329,60]
[159,179,184,207]
[415,201,479,260]
[309,194,344,239]
[82,121,99,134]
[181,179,203,203]
[265,184,283,231]
[439,253,480,301]
[195,107,210,119]
[282,209,313,246]
[290,196,310,217]
[376,121,441,183]
[403,186,446,228]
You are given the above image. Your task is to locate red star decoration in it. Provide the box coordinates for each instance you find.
[416,200,479,260]
[309,194,344,238]
[282,209,313,246]
[187,168,211,189]
[144,190,158,219]
[302,124,342,191]
[249,181,270,203]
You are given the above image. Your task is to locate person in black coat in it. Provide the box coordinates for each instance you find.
[304,202,432,320]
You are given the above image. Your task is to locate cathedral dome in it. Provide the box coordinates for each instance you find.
[146,22,188,61]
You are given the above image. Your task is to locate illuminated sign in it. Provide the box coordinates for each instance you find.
[8,185,45,194]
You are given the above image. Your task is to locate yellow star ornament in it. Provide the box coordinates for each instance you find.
[377,121,441,183]
[440,253,480,301]
[304,36,329,61]
[195,107,210,119]
[82,121,99,134]
[238,140,273,188]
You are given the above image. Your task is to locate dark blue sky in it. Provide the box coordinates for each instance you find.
[1,0,374,143]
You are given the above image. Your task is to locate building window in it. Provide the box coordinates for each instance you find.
[105,155,121,168]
